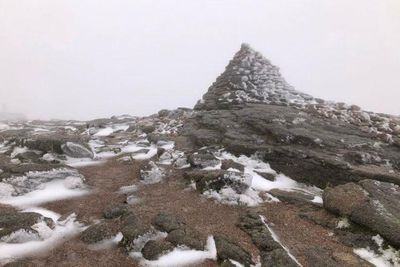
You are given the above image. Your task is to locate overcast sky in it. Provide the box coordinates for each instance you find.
[0,0,399,120]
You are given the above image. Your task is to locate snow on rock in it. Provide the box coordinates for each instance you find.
[61,142,94,159]
[0,169,88,207]
[260,216,302,266]
[214,151,323,204]
[93,124,129,137]
[136,236,217,267]
[88,232,123,251]
[0,212,85,264]
[140,161,165,184]
[354,235,400,267]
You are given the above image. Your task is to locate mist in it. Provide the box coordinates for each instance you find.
[0,0,399,120]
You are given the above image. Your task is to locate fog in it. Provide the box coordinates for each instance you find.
[0,0,399,120]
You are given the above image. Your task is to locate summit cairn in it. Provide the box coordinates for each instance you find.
[194,43,400,145]
[195,43,314,110]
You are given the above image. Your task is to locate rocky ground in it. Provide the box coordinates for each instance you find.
[0,44,399,267]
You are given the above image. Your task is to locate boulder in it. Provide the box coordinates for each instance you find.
[260,249,298,267]
[80,222,112,244]
[103,204,129,219]
[214,235,254,267]
[152,212,185,233]
[0,209,53,242]
[166,227,205,250]
[184,170,252,194]
[187,152,220,169]
[323,179,400,247]
[141,239,174,260]
[140,161,164,184]
[61,142,94,159]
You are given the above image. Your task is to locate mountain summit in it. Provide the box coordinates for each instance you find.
[195,43,314,110]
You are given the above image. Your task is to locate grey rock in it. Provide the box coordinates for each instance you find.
[141,239,174,260]
[187,152,220,169]
[214,235,254,267]
[221,159,245,172]
[184,170,251,194]
[80,222,111,244]
[61,142,94,159]
[152,212,185,233]
[323,179,400,247]
[103,204,129,219]
[0,208,53,242]
[166,227,205,250]
[260,249,298,267]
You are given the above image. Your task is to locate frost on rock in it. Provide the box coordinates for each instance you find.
[135,236,217,267]
[354,235,400,267]
[140,162,165,184]
[61,142,94,159]
[0,212,85,264]
[0,169,85,197]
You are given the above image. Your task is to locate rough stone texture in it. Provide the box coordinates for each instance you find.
[103,203,129,219]
[183,170,251,194]
[152,212,185,233]
[166,227,205,250]
[183,44,400,188]
[120,221,151,251]
[80,222,111,244]
[141,239,174,260]
[182,104,400,188]
[214,235,254,267]
[221,159,245,172]
[236,211,299,267]
[323,179,400,247]
[61,142,94,159]
[187,152,220,169]
[0,208,53,240]
[260,249,298,267]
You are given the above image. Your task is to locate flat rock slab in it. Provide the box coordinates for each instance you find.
[323,179,400,247]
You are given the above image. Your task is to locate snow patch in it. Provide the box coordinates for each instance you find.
[137,236,217,267]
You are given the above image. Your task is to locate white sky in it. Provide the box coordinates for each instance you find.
[0,0,399,120]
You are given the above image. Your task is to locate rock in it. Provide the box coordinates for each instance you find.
[103,204,129,219]
[152,213,185,233]
[120,218,151,251]
[15,151,42,163]
[3,260,35,267]
[268,189,315,204]
[254,171,276,181]
[141,239,174,260]
[221,159,245,172]
[174,157,189,169]
[137,123,156,134]
[187,152,220,169]
[158,109,171,118]
[0,209,53,242]
[214,235,254,267]
[237,212,299,266]
[61,142,94,159]
[182,44,400,188]
[80,223,111,244]
[140,161,164,184]
[323,179,400,247]
[260,248,298,267]
[184,170,252,194]
[157,147,166,158]
[220,260,238,267]
[166,227,205,250]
